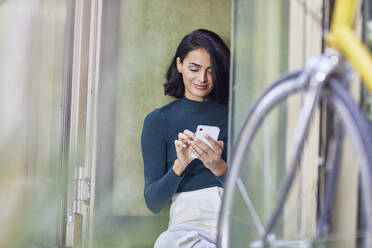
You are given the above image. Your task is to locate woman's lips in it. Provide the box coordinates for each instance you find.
[193,83,207,90]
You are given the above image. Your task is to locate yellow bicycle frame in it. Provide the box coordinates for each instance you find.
[326,0,372,94]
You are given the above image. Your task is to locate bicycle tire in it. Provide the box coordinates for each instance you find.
[327,78,372,248]
[218,74,372,248]
[218,71,306,247]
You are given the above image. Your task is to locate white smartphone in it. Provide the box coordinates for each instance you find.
[190,125,220,159]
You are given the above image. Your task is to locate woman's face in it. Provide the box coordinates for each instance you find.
[177,47,214,102]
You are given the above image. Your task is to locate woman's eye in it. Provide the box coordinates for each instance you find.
[207,68,213,73]
[190,68,199,72]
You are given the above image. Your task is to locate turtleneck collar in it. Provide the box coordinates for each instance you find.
[180,97,214,109]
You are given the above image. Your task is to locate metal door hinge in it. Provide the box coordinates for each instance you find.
[73,166,91,214]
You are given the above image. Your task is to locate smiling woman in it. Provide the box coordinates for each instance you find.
[176,48,214,102]
[164,29,230,104]
[141,29,230,248]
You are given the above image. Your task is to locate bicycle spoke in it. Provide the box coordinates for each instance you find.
[263,50,341,240]
[294,0,326,32]
[218,71,304,248]
[264,78,323,239]
[236,178,265,236]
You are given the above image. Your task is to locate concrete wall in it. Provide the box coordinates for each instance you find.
[111,0,232,216]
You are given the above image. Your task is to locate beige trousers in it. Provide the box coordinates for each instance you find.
[154,186,223,248]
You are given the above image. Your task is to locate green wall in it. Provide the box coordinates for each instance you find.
[112,0,232,216]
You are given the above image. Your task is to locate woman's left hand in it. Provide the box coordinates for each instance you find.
[189,135,227,177]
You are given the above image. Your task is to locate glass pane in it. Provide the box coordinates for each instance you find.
[229,0,290,246]
[93,1,232,247]
[0,1,68,247]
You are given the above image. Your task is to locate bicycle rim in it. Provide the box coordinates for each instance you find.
[218,75,372,248]
[218,71,305,248]
[327,78,372,248]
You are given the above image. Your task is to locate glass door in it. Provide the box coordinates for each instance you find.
[63,0,102,247]
[0,0,69,247]
[89,1,232,247]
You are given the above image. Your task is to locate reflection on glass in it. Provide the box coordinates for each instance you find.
[94,1,232,247]
[229,0,289,247]
[0,0,68,247]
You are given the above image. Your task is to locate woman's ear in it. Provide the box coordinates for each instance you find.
[176,57,182,73]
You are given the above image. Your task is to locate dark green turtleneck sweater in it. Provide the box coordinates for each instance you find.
[141,97,228,213]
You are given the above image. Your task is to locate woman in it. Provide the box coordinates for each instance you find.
[141,29,230,248]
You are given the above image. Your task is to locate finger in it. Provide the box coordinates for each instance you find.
[189,145,201,158]
[178,132,192,145]
[194,138,213,154]
[191,142,208,157]
[175,139,187,149]
[217,140,224,149]
[183,129,195,140]
[203,135,221,153]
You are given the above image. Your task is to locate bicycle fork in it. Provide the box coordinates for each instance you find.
[262,50,345,245]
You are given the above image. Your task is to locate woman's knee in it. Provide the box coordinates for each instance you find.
[154,229,201,248]
[154,231,174,248]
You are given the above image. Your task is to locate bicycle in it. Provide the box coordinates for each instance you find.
[218,0,372,247]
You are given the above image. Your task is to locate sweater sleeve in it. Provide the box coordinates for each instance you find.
[216,144,227,184]
[141,110,183,213]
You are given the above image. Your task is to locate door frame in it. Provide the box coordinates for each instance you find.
[63,0,103,247]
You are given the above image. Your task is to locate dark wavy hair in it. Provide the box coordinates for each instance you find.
[164,29,230,104]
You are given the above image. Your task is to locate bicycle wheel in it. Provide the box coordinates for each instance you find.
[218,70,307,247]
[218,74,372,247]
[326,79,372,247]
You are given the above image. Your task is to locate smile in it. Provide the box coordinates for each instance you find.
[193,83,208,90]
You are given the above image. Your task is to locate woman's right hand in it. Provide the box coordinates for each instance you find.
[172,129,195,176]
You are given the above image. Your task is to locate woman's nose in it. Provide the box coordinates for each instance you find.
[198,70,207,83]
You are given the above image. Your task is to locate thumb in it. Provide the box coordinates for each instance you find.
[174,140,185,152]
[218,140,224,149]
